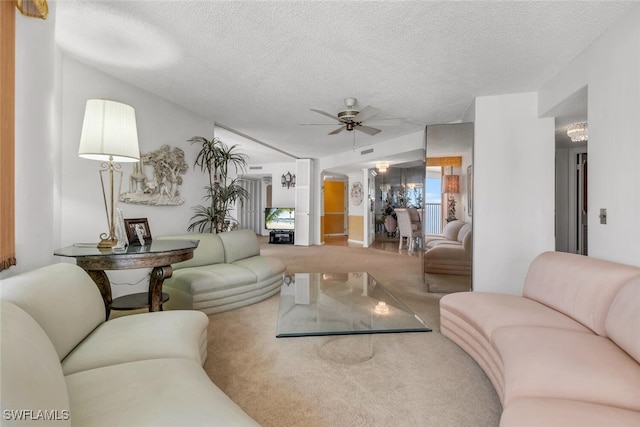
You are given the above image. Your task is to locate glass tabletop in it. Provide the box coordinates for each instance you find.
[54,239,199,258]
[276,272,430,337]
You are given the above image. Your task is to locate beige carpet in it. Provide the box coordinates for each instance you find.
[204,239,501,426]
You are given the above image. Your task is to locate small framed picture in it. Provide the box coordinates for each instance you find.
[124,218,152,246]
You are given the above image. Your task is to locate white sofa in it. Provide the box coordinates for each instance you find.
[157,229,286,314]
[0,263,259,426]
[425,220,472,275]
[440,251,640,426]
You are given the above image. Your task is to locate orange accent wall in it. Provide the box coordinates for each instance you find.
[324,181,344,212]
[324,181,345,236]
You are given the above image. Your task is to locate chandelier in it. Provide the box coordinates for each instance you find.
[567,122,588,142]
[375,161,389,173]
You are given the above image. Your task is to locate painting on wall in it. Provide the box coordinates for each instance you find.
[120,145,188,206]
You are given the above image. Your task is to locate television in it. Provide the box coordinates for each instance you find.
[265,207,295,230]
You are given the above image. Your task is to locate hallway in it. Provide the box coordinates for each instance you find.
[324,234,422,258]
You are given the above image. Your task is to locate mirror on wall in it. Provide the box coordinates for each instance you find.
[424,123,474,292]
[374,162,425,239]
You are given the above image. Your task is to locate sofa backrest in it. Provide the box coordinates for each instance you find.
[0,263,105,361]
[0,300,71,425]
[462,229,473,254]
[457,223,472,243]
[605,278,640,363]
[523,251,640,336]
[443,220,465,241]
[156,233,225,269]
[218,229,260,264]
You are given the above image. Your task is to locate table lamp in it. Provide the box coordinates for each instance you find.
[443,168,460,223]
[78,99,140,248]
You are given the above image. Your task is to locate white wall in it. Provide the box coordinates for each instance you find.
[57,58,219,297]
[347,171,366,245]
[60,58,214,244]
[540,5,640,265]
[1,4,58,280]
[473,92,556,295]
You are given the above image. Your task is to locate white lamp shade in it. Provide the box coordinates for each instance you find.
[78,99,140,162]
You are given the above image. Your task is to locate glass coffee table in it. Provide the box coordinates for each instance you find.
[276,272,430,337]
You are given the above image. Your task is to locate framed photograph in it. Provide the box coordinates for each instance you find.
[124,218,152,246]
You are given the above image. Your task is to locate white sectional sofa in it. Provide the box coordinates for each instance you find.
[440,251,640,426]
[157,229,286,314]
[424,220,472,276]
[0,263,259,426]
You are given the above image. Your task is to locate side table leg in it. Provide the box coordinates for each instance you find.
[85,270,112,321]
[148,265,173,312]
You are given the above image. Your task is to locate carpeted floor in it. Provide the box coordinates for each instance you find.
[203,238,501,426]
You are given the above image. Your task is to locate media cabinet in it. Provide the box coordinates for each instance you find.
[269,230,294,244]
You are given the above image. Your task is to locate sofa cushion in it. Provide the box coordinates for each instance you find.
[523,251,640,336]
[440,292,592,399]
[493,326,640,411]
[164,264,257,295]
[233,255,286,281]
[441,292,591,345]
[0,263,105,361]
[218,229,261,264]
[606,278,640,363]
[65,358,260,426]
[443,220,465,241]
[500,397,640,427]
[156,233,225,268]
[0,301,71,426]
[61,310,209,375]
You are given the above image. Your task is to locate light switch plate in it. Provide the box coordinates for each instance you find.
[599,208,607,224]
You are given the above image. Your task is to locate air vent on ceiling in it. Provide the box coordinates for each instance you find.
[361,148,374,155]
[249,166,263,170]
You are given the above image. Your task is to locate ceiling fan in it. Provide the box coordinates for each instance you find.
[302,97,405,136]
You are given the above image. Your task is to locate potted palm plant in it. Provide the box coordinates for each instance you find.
[187,136,249,233]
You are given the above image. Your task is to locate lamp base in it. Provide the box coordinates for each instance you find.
[97,237,118,248]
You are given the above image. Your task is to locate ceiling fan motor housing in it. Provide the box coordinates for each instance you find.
[337,109,359,122]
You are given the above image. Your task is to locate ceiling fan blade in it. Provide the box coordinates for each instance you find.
[364,118,406,126]
[354,106,380,123]
[328,125,347,135]
[356,125,381,136]
[299,123,343,126]
[310,109,341,122]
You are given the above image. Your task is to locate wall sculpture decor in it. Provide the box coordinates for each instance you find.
[120,145,188,206]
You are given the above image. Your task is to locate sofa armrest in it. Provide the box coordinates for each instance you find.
[0,263,105,361]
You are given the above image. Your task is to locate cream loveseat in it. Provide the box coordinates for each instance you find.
[440,251,640,426]
[0,263,259,426]
[157,229,286,314]
[425,220,472,275]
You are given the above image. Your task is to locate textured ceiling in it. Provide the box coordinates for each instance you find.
[55,1,635,163]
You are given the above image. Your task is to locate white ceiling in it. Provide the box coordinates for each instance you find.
[55,1,635,163]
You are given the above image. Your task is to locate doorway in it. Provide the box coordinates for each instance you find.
[323,180,347,240]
